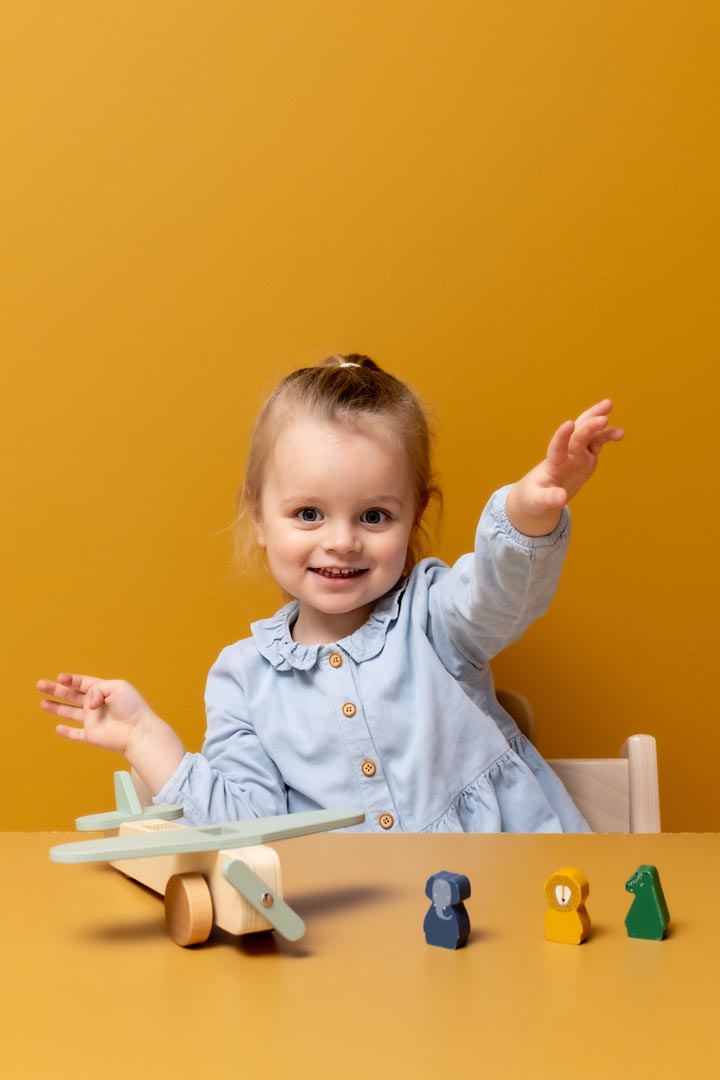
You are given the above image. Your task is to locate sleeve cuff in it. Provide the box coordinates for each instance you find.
[487,485,571,550]
[153,751,195,806]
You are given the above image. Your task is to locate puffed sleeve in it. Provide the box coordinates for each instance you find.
[427,486,570,671]
[153,646,288,825]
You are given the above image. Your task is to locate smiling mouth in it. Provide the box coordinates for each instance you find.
[310,568,368,579]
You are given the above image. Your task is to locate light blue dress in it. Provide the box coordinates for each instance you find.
[156,487,590,833]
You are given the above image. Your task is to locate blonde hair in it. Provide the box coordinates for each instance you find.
[238,354,441,576]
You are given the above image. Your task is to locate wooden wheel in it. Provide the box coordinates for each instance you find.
[164,872,213,946]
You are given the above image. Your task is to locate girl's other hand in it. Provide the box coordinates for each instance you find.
[506,399,624,535]
[37,673,157,756]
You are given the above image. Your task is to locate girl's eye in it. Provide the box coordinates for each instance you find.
[360,508,388,525]
[297,507,322,523]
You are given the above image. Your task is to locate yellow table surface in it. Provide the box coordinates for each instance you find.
[2,831,718,1079]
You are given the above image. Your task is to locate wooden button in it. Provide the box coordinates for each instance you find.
[379,813,394,830]
[342,702,357,718]
[329,653,343,668]
[361,760,377,777]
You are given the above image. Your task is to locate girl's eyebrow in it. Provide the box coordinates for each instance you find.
[279,496,317,509]
[278,494,405,510]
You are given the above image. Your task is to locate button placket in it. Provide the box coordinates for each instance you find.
[323,649,400,831]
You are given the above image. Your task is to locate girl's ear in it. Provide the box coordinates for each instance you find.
[249,503,266,547]
[415,494,430,527]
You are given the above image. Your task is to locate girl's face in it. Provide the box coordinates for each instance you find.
[254,416,417,644]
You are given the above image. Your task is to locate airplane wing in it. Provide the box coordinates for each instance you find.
[50,807,365,864]
[75,771,183,831]
[74,804,185,831]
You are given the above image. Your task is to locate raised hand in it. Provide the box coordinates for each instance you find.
[505,400,624,536]
[37,673,155,754]
[37,673,186,792]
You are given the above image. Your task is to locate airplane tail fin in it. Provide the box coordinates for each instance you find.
[114,771,143,816]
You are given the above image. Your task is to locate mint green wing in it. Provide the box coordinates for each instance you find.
[75,771,183,831]
[51,807,365,864]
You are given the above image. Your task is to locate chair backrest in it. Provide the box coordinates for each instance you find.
[496,689,661,833]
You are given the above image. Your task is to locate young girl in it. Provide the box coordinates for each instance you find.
[38,355,623,833]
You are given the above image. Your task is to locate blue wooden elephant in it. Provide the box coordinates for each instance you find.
[423,870,471,949]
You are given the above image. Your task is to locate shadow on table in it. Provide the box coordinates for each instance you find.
[69,875,397,958]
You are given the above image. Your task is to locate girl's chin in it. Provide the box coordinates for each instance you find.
[292,596,379,644]
[311,598,373,615]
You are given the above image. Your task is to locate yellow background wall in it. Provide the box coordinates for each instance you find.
[2,2,717,830]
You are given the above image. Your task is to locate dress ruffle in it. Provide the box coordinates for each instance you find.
[251,572,412,670]
[422,741,589,833]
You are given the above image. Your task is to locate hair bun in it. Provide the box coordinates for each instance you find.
[323,353,382,372]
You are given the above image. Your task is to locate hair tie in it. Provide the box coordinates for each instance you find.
[339,361,362,368]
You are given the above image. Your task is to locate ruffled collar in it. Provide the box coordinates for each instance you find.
[251,577,408,671]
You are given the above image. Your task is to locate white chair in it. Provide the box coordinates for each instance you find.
[496,689,661,833]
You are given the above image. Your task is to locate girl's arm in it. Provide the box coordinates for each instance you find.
[505,399,624,536]
[36,673,186,794]
[426,400,623,668]
[152,648,290,824]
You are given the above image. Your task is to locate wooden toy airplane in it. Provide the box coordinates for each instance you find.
[50,771,365,946]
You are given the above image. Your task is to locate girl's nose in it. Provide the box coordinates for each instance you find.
[322,521,362,554]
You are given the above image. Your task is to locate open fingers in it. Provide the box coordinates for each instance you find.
[568,414,608,455]
[574,399,614,426]
[55,723,87,743]
[57,673,102,695]
[36,673,104,707]
[39,698,84,722]
[546,420,575,466]
[37,678,86,708]
[588,426,625,454]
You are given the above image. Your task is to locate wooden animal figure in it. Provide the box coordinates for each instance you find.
[544,867,590,944]
[423,870,471,949]
[625,864,670,940]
